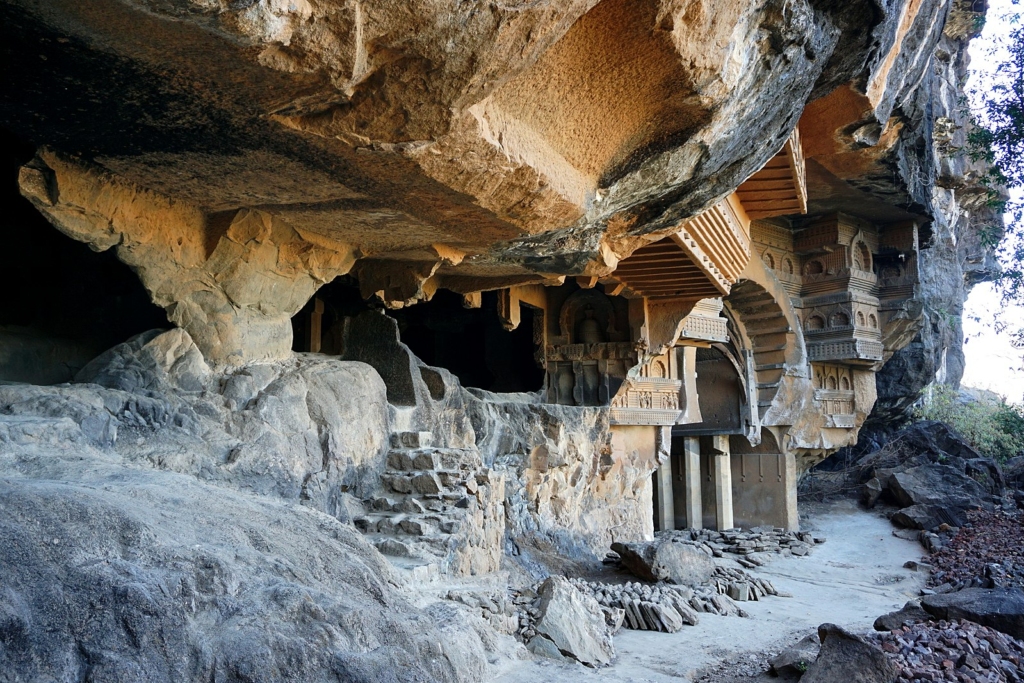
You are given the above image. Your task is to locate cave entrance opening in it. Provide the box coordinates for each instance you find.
[0,131,169,385]
[292,286,544,394]
[386,290,544,393]
[291,275,371,356]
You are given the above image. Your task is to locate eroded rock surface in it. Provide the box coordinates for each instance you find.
[0,446,489,683]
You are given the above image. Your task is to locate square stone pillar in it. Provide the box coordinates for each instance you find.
[307,297,324,353]
[655,427,675,532]
[711,435,734,531]
[782,451,799,531]
[683,436,702,529]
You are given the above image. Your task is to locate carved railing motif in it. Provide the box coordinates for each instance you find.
[610,378,683,426]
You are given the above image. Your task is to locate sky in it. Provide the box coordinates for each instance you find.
[957,0,1024,402]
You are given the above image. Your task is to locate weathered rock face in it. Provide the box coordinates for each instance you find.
[3,0,982,365]
[467,393,657,566]
[1,329,391,518]
[869,12,1003,424]
[0,439,490,683]
[19,151,357,365]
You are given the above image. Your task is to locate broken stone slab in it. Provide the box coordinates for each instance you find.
[611,539,715,587]
[800,623,897,683]
[727,582,749,602]
[601,606,625,634]
[769,632,820,677]
[921,587,1024,640]
[873,600,932,631]
[526,635,568,663]
[532,576,613,667]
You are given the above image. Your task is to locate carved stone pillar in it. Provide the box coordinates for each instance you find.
[683,436,702,529]
[711,434,734,531]
[655,426,675,532]
[782,451,799,531]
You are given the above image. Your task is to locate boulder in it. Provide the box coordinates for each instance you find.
[769,632,820,677]
[862,477,884,508]
[531,576,614,667]
[873,601,933,631]
[800,624,897,683]
[890,504,964,531]
[888,464,989,512]
[611,540,715,587]
[921,588,1024,640]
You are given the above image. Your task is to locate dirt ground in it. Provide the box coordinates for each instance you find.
[488,498,927,682]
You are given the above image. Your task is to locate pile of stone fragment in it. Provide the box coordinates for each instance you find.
[512,567,784,637]
[868,619,1024,682]
[926,510,1024,593]
[659,527,824,568]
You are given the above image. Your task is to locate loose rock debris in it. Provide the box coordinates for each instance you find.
[658,527,825,568]
[509,568,785,638]
[868,619,1024,682]
[927,510,1024,592]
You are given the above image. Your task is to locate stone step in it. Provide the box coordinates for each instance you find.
[390,431,433,449]
[357,513,439,537]
[368,495,429,515]
[374,537,417,559]
[387,449,439,472]
[386,447,482,472]
[384,472,446,495]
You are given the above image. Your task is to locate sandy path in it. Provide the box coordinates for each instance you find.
[489,499,926,682]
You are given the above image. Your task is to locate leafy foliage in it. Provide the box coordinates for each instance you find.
[970,7,1024,308]
[914,384,1024,460]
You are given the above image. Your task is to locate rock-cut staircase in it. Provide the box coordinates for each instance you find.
[354,430,504,576]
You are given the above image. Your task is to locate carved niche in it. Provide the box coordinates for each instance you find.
[543,287,683,425]
[545,289,635,407]
[812,363,855,428]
